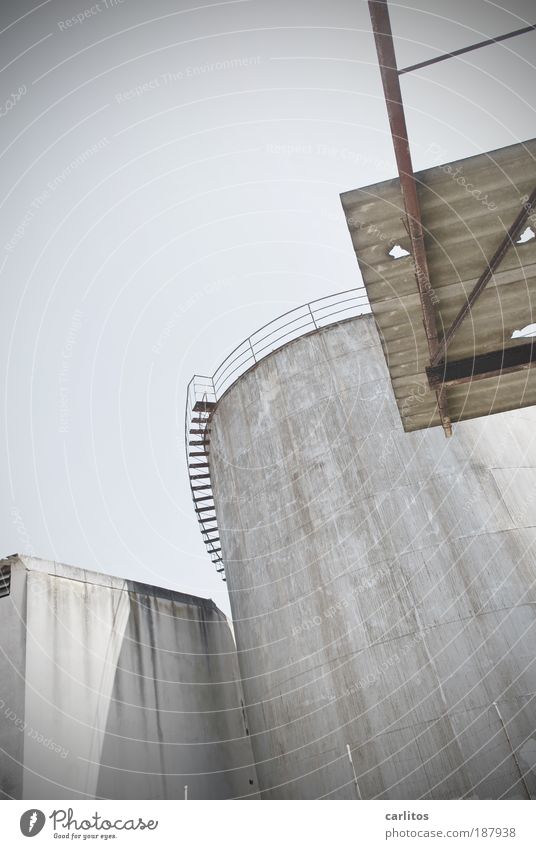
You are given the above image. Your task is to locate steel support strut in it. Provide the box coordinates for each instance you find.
[368,0,452,436]
[430,186,536,366]
[398,24,536,76]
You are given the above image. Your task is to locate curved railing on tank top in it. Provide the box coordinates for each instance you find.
[185,287,370,580]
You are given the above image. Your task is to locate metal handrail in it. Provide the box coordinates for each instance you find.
[184,286,370,579]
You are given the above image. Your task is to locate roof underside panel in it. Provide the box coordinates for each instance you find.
[341,138,536,431]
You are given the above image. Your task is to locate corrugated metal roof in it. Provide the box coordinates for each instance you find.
[341,138,536,432]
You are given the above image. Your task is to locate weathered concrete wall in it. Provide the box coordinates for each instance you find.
[0,555,257,800]
[208,315,536,799]
[0,559,27,799]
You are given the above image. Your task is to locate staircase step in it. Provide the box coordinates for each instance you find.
[189,429,207,435]
[191,485,211,492]
[195,506,215,514]
[189,463,209,469]
[193,400,216,412]
[191,473,211,480]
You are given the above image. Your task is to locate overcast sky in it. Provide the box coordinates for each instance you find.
[0,0,534,616]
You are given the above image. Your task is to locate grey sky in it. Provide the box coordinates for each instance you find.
[1,0,534,616]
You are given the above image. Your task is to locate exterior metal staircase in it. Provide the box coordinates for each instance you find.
[185,383,225,579]
[185,288,369,581]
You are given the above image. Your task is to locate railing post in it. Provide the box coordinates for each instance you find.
[308,303,318,329]
[248,337,257,363]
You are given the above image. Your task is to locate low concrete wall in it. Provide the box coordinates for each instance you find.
[0,555,257,800]
[208,315,536,799]
[0,562,27,799]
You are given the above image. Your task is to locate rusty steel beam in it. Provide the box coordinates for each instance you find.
[427,342,536,388]
[431,186,536,367]
[368,0,438,352]
[398,24,536,76]
[368,0,452,436]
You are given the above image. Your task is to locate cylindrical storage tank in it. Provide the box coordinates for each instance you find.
[207,314,536,800]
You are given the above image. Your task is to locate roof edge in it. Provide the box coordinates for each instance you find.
[1,554,219,612]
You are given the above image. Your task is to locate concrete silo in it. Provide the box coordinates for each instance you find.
[198,310,536,799]
[0,555,257,800]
